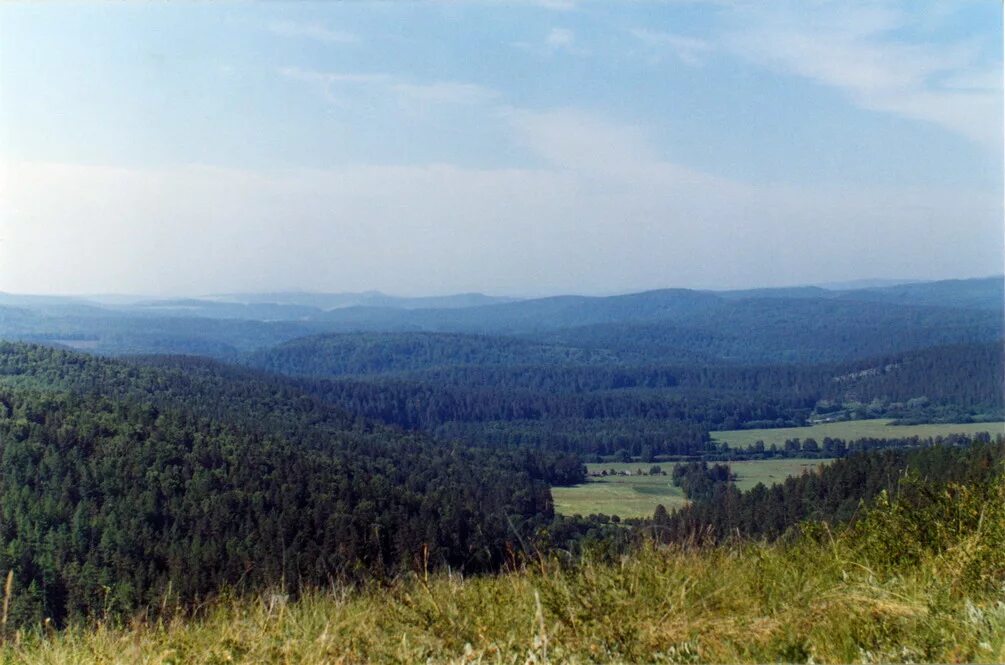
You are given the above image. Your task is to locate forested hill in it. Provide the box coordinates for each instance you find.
[303,288,1003,362]
[242,336,1003,456]
[245,332,625,377]
[0,277,1000,360]
[246,332,1003,398]
[830,276,1005,310]
[308,276,1004,335]
[0,343,580,627]
[711,276,1004,310]
[524,298,1003,364]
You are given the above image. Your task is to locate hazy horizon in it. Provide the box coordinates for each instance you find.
[2,1,1002,297]
[2,273,1001,303]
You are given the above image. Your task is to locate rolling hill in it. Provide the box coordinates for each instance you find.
[0,277,999,361]
[0,342,576,626]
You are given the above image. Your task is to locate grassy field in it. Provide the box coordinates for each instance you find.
[730,458,832,491]
[552,459,832,518]
[551,466,687,518]
[5,476,1002,664]
[555,420,1005,518]
[712,418,1005,449]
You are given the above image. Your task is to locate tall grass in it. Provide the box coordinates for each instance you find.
[3,476,1003,664]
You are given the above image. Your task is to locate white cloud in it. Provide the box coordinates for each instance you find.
[279,67,391,85]
[280,67,499,107]
[516,27,588,56]
[535,0,576,10]
[267,20,358,44]
[546,27,575,48]
[506,108,664,175]
[391,81,500,106]
[278,67,391,106]
[630,29,712,66]
[722,2,1002,146]
[942,68,1002,92]
[5,111,999,296]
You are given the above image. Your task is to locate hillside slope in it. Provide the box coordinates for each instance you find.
[0,343,568,627]
[245,332,625,377]
[6,449,1002,663]
[245,339,1003,455]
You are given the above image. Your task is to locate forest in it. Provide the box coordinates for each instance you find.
[0,338,1002,630]
[0,343,586,626]
[255,338,1003,456]
[0,277,1002,658]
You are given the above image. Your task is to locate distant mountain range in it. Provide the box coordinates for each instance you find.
[0,276,1000,360]
[2,276,1000,317]
[0,290,518,317]
[204,290,519,310]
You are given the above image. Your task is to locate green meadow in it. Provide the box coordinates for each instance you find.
[711,418,1005,449]
[552,458,832,518]
[551,466,688,518]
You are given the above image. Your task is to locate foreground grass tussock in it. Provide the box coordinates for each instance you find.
[3,477,1003,664]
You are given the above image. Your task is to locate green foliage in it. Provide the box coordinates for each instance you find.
[3,467,1003,663]
[0,343,572,628]
[671,461,735,501]
[6,291,1002,460]
[246,331,620,376]
[852,474,1005,593]
[261,340,1003,457]
[658,440,1005,543]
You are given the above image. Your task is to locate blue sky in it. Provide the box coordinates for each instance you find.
[1,1,1002,296]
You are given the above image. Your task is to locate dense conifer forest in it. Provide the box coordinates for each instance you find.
[0,339,1001,629]
[0,344,582,626]
[0,277,1002,655]
[254,338,1003,456]
[652,440,1004,542]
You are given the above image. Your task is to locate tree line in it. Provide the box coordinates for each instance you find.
[651,436,1004,543]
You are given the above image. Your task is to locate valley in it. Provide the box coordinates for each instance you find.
[6,3,1003,659]
[0,277,1001,660]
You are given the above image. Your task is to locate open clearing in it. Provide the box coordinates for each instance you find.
[712,419,1005,449]
[553,458,832,518]
[552,420,1005,518]
[552,467,687,518]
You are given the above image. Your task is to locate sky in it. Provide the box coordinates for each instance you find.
[1,0,1002,297]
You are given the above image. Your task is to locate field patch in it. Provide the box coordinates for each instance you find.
[553,458,832,519]
[552,469,687,519]
[729,458,832,491]
[712,419,1005,449]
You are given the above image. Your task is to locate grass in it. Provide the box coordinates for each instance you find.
[552,468,687,518]
[730,458,833,491]
[4,475,1003,664]
[712,418,1005,449]
[553,459,832,519]
[555,422,1005,519]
